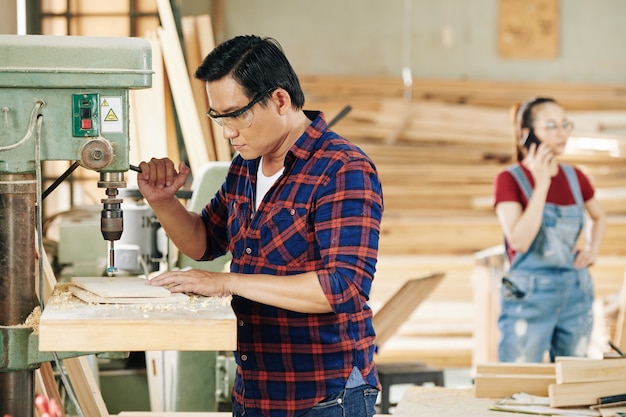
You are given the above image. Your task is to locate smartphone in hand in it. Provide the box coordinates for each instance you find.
[522,129,541,149]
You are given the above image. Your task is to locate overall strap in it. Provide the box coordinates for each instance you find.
[506,165,533,201]
[560,163,584,207]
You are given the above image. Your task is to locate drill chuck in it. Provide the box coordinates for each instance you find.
[101,188,123,241]
[101,204,123,241]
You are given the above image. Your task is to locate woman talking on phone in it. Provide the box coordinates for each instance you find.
[493,97,606,363]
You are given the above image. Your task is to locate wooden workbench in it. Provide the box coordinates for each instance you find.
[39,283,237,351]
[393,386,511,416]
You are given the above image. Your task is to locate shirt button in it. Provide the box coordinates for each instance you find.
[241,354,248,361]
[245,247,252,254]
[238,320,244,326]
[290,209,295,215]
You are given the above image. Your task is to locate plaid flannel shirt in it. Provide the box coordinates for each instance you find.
[200,111,383,417]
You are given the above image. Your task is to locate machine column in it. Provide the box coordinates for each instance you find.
[0,173,38,417]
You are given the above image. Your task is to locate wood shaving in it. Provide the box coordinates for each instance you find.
[12,306,42,334]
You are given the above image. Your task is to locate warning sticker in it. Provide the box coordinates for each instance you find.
[100,96,123,133]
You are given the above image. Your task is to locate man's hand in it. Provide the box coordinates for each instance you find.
[148,269,233,297]
[137,158,191,204]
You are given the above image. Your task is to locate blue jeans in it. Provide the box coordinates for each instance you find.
[300,385,379,417]
[498,268,594,362]
[232,385,379,417]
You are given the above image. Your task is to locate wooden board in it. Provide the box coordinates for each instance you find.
[549,379,626,407]
[373,272,445,349]
[156,0,209,174]
[69,285,189,304]
[71,277,172,298]
[555,357,626,384]
[474,374,555,398]
[39,284,236,352]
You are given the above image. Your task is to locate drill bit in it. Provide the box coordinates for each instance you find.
[106,240,118,275]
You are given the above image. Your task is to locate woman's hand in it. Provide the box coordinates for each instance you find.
[573,247,597,269]
[148,269,233,297]
[525,143,554,189]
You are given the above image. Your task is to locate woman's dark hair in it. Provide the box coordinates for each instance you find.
[513,97,558,161]
[194,35,305,110]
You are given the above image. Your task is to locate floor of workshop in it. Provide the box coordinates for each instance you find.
[383,367,473,414]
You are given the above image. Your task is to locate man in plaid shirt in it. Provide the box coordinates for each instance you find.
[139,35,384,417]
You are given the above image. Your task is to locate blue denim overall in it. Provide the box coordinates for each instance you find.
[498,164,594,362]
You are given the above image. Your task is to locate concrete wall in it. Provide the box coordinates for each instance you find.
[183,0,626,85]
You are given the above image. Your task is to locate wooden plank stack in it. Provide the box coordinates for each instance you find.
[299,74,626,367]
[300,74,626,257]
[474,358,626,409]
[550,357,626,408]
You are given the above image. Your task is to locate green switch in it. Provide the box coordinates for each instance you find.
[72,93,99,137]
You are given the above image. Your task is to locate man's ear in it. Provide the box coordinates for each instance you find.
[271,88,291,115]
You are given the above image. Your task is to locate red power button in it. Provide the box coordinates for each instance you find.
[81,119,92,130]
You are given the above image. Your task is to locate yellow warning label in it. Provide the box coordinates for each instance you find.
[101,99,109,107]
[105,109,118,122]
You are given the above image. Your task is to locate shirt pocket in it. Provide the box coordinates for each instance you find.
[259,205,311,266]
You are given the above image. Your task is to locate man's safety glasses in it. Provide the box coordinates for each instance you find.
[207,87,276,130]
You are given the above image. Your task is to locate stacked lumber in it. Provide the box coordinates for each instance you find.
[300,75,626,258]
[550,358,626,407]
[132,3,232,176]
[301,74,626,111]
[475,358,626,409]
[300,75,626,368]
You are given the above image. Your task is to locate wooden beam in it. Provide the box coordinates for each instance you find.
[156,0,209,174]
[195,14,232,162]
[180,15,217,162]
[373,272,445,349]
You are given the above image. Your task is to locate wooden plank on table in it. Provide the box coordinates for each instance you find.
[475,374,555,398]
[373,272,445,349]
[181,15,217,162]
[555,358,626,384]
[69,285,189,305]
[156,0,209,174]
[71,277,172,298]
[549,379,626,407]
[195,14,233,162]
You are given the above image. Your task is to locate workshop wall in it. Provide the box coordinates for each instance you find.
[0,2,17,34]
[182,0,626,84]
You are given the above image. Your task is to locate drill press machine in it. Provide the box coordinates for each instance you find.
[0,34,151,416]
